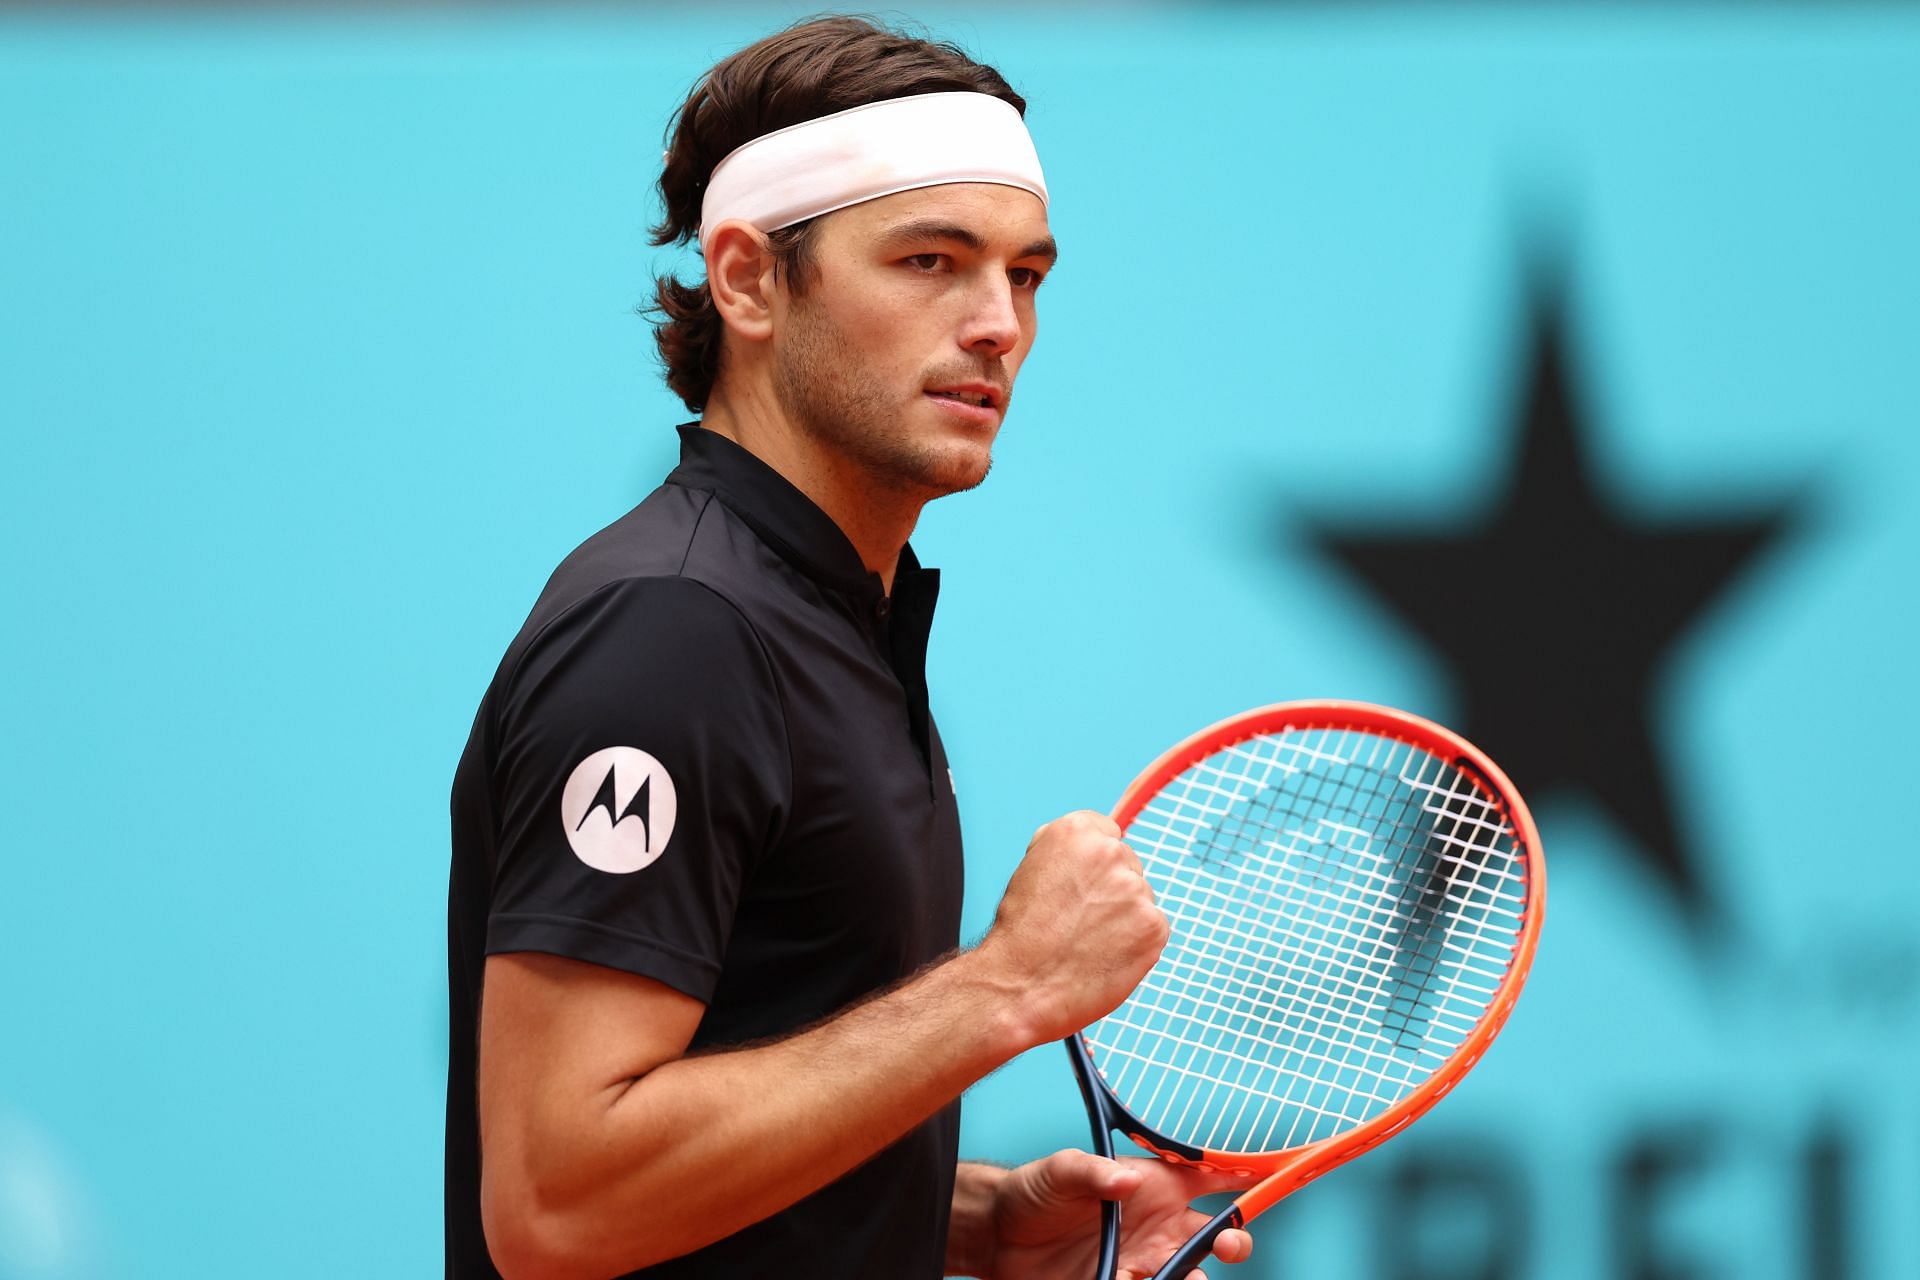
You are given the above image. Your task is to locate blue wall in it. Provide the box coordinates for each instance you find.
[3,4,1917,1276]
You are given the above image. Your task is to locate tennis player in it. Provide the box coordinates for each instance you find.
[446,16,1258,1279]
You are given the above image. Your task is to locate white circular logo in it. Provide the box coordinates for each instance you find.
[560,746,679,874]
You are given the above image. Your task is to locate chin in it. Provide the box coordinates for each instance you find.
[915,441,995,496]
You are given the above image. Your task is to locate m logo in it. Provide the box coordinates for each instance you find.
[560,747,679,874]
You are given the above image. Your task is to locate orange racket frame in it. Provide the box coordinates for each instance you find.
[1066,700,1546,1280]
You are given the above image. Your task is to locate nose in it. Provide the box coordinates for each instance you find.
[961,271,1022,359]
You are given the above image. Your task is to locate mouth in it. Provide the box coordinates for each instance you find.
[925,383,1013,422]
[924,388,999,410]
[923,389,1001,425]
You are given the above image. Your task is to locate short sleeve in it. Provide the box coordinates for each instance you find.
[484,575,790,1001]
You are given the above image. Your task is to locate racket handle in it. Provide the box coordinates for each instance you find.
[1150,1203,1246,1280]
[1065,1036,1125,1280]
[1095,1194,1120,1280]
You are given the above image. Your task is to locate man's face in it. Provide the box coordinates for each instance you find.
[768,183,1056,499]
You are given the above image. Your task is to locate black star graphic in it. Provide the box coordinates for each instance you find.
[1296,256,1797,940]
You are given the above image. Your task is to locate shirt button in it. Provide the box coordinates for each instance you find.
[874,598,891,620]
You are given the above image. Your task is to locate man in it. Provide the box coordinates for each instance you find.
[447,16,1258,1279]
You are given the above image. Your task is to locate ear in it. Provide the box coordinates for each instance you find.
[704,220,778,344]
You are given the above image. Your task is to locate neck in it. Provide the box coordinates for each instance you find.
[700,380,923,594]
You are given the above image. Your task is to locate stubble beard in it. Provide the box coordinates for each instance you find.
[772,292,995,500]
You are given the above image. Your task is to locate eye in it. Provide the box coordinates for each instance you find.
[904,253,948,272]
[1010,267,1047,291]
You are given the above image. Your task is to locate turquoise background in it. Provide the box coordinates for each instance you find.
[3,4,1917,1276]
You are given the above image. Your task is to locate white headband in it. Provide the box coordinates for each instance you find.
[695,91,1048,251]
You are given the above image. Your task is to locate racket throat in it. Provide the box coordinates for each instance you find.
[1066,1036,1207,1164]
[1151,1203,1247,1280]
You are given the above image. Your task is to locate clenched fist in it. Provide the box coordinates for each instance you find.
[975,810,1170,1046]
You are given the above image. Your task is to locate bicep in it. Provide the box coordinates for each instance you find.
[479,953,706,1199]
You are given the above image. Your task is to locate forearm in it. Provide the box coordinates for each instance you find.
[946,1162,1010,1278]
[496,950,1034,1278]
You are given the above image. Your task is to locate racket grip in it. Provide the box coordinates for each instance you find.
[1150,1203,1246,1280]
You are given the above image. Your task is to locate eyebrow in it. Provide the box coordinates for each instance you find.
[874,217,1059,267]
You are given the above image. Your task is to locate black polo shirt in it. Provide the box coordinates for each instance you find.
[446,424,966,1279]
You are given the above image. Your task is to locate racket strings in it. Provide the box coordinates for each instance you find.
[1141,741,1514,1052]
[1136,733,1521,1147]
[1084,727,1529,1155]
[1106,767,1507,1149]
[1159,735,1520,1147]
[1135,737,1472,1144]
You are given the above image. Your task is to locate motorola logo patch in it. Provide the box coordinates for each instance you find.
[560,747,679,874]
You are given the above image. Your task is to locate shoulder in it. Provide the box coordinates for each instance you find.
[508,574,774,707]
[501,481,774,678]
[486,570,793,821]
[527,482,725,627]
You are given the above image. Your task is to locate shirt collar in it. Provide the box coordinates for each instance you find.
[666,422,925,600]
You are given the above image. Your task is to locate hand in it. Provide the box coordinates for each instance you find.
[976,811,1169,1044]
[986,1150,1256,1280]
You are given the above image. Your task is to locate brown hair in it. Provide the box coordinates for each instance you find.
[646,14,1028,413]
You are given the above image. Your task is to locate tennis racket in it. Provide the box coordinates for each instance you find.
[1067,700,1544,1280]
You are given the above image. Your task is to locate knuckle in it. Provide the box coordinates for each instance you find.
[1074,809,1116,834]
[1058,1148,1095,1178]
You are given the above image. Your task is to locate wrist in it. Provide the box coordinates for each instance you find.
[948,943,1050,1057]
[947,1161,1011,1279]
